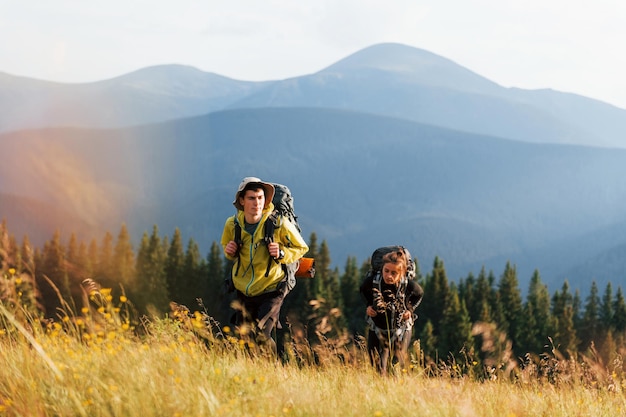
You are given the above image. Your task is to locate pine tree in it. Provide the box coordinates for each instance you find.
[178,238,205,311]
[66,233,79,276]
[65,232,88,305]
[283,232,317,327]
[76,241,93,282]
[310,240,344,337]
[459,272,476,321]
[97,231,115,288]
[600,282,614,338]
[113,224,136,292]
[419,320,438,362]
[520,270,551,355]
[164,228,185,303]
[0,225,39,319]
[496,262,523,356]
[439,284,473,362]
[20,235,35,275]
[134,226,169,315]
[37,230,71,317]
[551,281,578,357]
[205,241,229,323]
[579,281,601,352]
[418,257,450,339]
[612,286,626,334]
[472,267,495,323]
[87,238,99,278]
[339,255,363,335]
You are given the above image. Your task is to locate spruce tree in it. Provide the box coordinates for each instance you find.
[418,257,450,339]
[134,226,169,315]
[600,282,614,333]
[497,262,523,356]
[459,273,476,321]
[311,240,344,337]
[97,231,115,288]
[284,232,318,326]
[66,233,80,280]
[113,224,136,292]
[612,287,626,334]
[580,281,601,352]
[551,281,578,357]
[205,241,229,324]
[439,284,473,362]
[520,270,551,355]
[37,230,71,317]
[20,235,35,275]
[164,228,185,303]
[419,320,438,362]
[473,267,494,323]
[339,255,363,335]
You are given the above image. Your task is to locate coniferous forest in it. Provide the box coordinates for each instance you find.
[2,219,625,369]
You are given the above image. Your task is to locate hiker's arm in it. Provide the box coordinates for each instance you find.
[406,281,424,313]
[359,275,374,305]
[275,218,309,263]
[220,217,238,261]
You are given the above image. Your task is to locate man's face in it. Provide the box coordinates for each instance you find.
[240,188,265,223]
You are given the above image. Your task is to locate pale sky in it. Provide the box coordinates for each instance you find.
[2,0,626,109]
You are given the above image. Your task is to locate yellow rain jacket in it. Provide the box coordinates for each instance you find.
[221,203,309,297]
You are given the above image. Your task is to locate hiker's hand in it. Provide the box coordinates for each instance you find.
[366,306,377,317]
[267,242,280,258]
[225,241,239,257]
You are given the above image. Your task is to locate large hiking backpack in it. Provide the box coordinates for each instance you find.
[234,183,314,293]
[271,183,301,234]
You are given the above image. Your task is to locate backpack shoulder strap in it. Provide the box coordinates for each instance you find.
[233,217,242,275]
[264,210,279,277]
[234,217,243,245]
[263,210,279,245]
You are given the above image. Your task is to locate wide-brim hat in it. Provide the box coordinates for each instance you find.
[232,177,275,211]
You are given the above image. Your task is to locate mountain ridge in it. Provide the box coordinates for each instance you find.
[1,42,625,148]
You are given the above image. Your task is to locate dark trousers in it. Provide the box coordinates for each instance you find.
[235,290,286,353]
[367,328,411,374]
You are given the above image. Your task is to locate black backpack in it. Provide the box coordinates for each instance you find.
[233,183,312,293]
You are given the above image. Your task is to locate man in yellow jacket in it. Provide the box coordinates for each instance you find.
[222,177,309,354]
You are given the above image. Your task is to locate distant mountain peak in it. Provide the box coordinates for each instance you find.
[326,42,453,72]
[321,42,501,94]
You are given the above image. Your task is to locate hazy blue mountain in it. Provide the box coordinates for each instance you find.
[0,66,271,132]
[2,43,626,150]
[229,43,626,148]
[2,107,626,294]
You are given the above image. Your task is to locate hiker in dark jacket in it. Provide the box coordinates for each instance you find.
[221,177,308,355]
[360,249,423,374]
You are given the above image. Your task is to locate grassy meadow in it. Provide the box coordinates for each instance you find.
[0,261,625,417]
[2,287,626,417]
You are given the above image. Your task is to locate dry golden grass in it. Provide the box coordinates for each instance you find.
[1,271,626,416]
[2,299,626,417]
